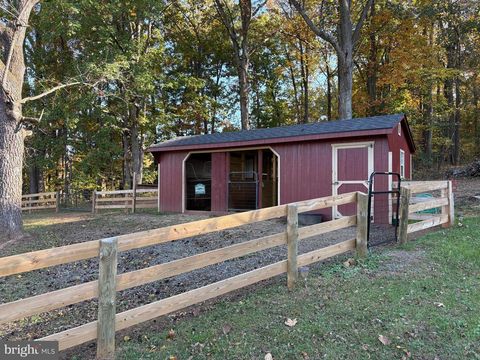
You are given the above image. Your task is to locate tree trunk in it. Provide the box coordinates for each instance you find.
[366,0,378,116]
[337,0,354,120]
[326,63,332,121]
[238,57,250,130]
[0,112,24,240]
[28,162,40,195]
[0,0,39,241]
[337,52,353,120]
[122,128,131,190]
[130,103,143,185]
[299,41,309,123]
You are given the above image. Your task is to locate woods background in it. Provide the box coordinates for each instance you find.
[19,0,480,195]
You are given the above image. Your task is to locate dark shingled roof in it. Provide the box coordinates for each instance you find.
[150,113,405,150]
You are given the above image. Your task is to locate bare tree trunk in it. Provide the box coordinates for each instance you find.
[285,47,301,122]
[0,0,39,241]
[453,76,461,165]
[299,41,309,123]
[366,0,377,116]
[122,128,131,190]
[337,52,353,119]
[291,0,373,121]
[130,103,143,185]
[238,57,250,129]
[0,113,24,240]
[326,63,332,121]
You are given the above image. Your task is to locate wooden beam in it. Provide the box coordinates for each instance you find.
[402,181,448,194]
[355,192,368,257]
[92,190,96,214]
[0,204,287,278]
[286,204,298,289]
[132,172,137,214]
[295,192,357,213]
[407,214,448,234]
[56,191,60,213]
[297,239,356,267]
[398,187,411,244]
[96,238,118,359]
[39,260,288,351]
[0,232,287,324]
[21,205,56,211]
[298,215,356,240]
[22,192,56,198]
[448,181,455,226]
[409,197,448,213]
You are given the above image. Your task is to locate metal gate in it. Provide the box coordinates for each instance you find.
[228,171,258,211]
[367,172,401,248]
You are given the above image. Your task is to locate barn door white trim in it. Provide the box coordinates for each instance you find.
[332,141,374,219]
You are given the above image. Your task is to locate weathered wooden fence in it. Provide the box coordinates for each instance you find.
[2,184,454,358]
[92,188,158,214]
[0,191,366,357]
[398,180,454,243]
[21,191,60,212]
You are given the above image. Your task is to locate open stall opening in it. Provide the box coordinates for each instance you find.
[185,153,211,211]
[228,149,278,211]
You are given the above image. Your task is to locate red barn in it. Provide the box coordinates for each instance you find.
[148,114,415,222]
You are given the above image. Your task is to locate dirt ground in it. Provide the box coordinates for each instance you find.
[0,177,477,358]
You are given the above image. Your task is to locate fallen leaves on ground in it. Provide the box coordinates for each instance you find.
[264,353,273,360]
[433,302,445,308]
[378,335,391,345]
[222,324,232,335]
[343,258,356,267]
[167,329,176,339]
[284,318,298,327]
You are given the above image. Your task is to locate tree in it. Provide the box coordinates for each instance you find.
[290,0,373,119]
[0,0,41,240]
[214,0,267,130]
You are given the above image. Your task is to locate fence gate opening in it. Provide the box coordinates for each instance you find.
[367,172,401,248]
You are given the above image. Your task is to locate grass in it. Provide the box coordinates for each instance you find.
[117,218,480,360]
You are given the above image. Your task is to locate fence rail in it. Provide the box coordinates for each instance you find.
[2,183,454,357]
[92,188,158,213]
[398,180,454,243]
[0,191,364,356]
[21,191,59,212]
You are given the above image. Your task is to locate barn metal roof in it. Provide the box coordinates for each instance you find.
[149,113,409,151]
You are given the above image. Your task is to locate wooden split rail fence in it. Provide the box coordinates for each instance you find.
[0,191,368,358]
[21,191,60,212]
[92,188,158,214]
[398,180,454,243]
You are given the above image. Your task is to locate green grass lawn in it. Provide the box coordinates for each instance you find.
[117,218,480,360]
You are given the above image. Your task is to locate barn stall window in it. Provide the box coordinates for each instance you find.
[185,153,212,211]
[400,149,405,178]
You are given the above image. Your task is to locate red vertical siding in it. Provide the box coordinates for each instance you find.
[388,121,412,179]
[272,136,390,221]
[157,151,187,212]
[211,152,228,212]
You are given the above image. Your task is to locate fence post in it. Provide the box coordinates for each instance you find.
[355,192,368,257]
[442,181,454,228]
[92,190,97,214]
[448,180,454,226]
[56,191,60,213]
[398,187,411,244]
[132,172,137,214]
[286,204,298,290]
[97,237,118,360]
